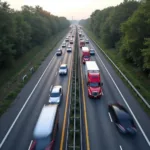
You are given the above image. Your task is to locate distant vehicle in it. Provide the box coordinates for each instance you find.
[80,40,85,48]
[56,49,62,56]
[70,39,73,44]
[59,64,68,75]
[85,61,103,98]
[82,47,90,64]
[49,86,63,104]
[85,39,89,44]
[109,103,137,135]
[62,42,66,48]
[65,37,69,42]
[72,35,74,38]
[79,32,82,37]
[67,46,72,52]
[30,104,58,150]
[90,49,95,55]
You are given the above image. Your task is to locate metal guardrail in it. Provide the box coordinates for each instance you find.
[66,26,81,150]
[85,30,150,109]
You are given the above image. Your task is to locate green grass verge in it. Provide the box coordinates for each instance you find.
[84,28,150,116]
[0,28,69,116]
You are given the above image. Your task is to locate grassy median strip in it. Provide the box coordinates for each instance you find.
[0,29,69,116]
[84,28,150,116]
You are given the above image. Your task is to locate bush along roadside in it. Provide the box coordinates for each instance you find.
[84,28,150,116]
[0,28,69,116]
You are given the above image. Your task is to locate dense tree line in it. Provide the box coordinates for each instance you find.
[79,0,150,76]
[0,1,70,69]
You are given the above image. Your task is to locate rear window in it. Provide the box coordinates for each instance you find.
[35,136,51,150]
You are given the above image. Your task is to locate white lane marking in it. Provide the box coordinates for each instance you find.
[0,54,56,148]
[108,112,113,122]
[55,72,57,76]
[95,51,150,146]
[28,140,33,150]
[50,85,53,92]
[102,91,104,96]
[119,145,123,150]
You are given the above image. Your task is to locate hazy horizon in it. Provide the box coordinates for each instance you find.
[4,0,124,20]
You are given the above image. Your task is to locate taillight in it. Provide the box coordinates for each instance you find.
[30,140,36,150]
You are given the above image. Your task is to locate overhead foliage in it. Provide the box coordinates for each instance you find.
[0,1,70,69]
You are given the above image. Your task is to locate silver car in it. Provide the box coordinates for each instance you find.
[67,46,72,52]
[49,86,63,104]
[59,64,68,75]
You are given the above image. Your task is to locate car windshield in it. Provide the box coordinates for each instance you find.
[51,92,60,97]
[60,66,67,69]
[35,136,50,150]
[119,119,132,128]
[89,82,99,87]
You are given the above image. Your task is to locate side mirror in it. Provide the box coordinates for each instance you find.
[100,82,103,86]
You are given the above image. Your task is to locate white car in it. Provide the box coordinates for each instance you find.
[67,46,72,52]
[62,42,66,48]
[49,85,63,104]
[59,64,68,75]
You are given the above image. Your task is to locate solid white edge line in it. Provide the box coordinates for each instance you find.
[119,145,123,150]
[108,112,113,122]
[95,50,150,147]
[28,140,33,150]
[0,54,55,148]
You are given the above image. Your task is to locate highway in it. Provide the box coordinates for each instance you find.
[79,29,150,150]
[0,28,76,150]
[0,25,150,150]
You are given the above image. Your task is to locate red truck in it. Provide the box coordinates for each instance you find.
[80,40,85,48]
[82,47,90,64]
[85,61,103,98]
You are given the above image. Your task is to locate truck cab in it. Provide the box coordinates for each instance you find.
[87,73,103,98]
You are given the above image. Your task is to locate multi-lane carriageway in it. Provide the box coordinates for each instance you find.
[0,25,150,150]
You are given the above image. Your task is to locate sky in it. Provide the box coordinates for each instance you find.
[4,0,124,20]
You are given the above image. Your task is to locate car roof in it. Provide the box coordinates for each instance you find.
[60,64,67,67]
[33,104,58,139]
[111,104,131,120]
[52,85,62,93]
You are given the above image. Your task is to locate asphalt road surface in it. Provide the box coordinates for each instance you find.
[79,29,150,150]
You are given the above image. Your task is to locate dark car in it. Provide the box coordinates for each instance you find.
[109,103,137,135]
[85,39,89,44]
[56,49,62,56]
[90,49,95,55]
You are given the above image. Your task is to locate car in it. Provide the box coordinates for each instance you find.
[49,86,63,104]
[90,49,95,55]
[62,42,66,48]
[59,64,68,75]
[30,104,58,150]
[67,46,72,52]
[56,49,62,56]
[72,35,74,38]
[65,37,69,42]
[85,39,89,44]
[70,40,73,44]
[108,103,137,135]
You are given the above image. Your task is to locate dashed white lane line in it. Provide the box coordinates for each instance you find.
[102,91,104,96]
[119,145,123,150]
[50,85,53,92]
[55,72,58,76]
[108,112,113,122]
